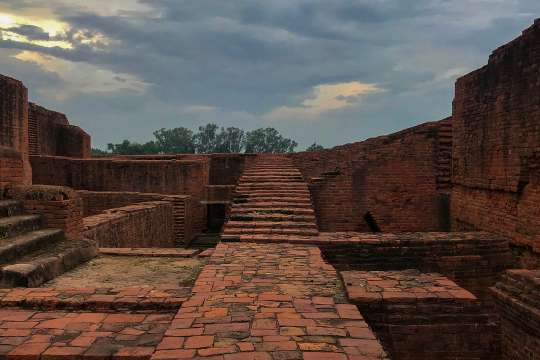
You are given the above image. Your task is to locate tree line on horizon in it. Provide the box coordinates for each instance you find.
[92,124,325,155]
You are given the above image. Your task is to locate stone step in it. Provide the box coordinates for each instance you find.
[229,213,316,222]
[223,227,319,236]
[0,238,97,287]
[0,215,42,239]
[0,200,22,218]
[225,221,317,229]
[231,202,314,209]
[230,207,315,216]
[233,196,311,204]
[0,229,64,266]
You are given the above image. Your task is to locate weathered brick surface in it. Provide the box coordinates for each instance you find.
[0,287,190,311]
[5,185,83,240]
[0,75,31,186]
[83,202,175,248]
[343,270,498,359]
[77,190,193,245]
[290,118,452,233]
[491,270,540,360]
[30,156,209,235]
[452,19,540,255]
[152,242,388,360]
[28,103,90,159]
[0,308,175,359]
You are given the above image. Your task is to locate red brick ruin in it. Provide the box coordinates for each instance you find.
[0,18,539,360]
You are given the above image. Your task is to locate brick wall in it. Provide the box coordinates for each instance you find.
[28,103,91,158]
[451,19,540,256]
[0,75,31,186]
[77,190,193,245]
[5,185,83,240]
[83,201,176,248]
[290,118,452,232]
[491,269,540,360]
[30,156,209,235]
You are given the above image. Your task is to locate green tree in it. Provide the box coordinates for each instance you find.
[91,147,109,156]
[306,143,324,152]
[215,127,245,153]
[153,127,195,154]
[244,128,298,153]
[194,123,219,153]
[107,140,160,155]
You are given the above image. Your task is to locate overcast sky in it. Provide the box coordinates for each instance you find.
[0,1,538,150]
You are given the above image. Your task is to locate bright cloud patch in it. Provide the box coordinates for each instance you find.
[14,51,150,100]
[267,81,382,120]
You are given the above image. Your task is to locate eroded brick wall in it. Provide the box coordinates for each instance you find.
[452,19,540,256]
[290,118,452,232]
[28,103,90,158]
[77,190,193,245]
[31,156,209,235]
[83,201,175,248]
[0,75,31,186]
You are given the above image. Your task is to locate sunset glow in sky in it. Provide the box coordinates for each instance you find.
[0,1,538,149]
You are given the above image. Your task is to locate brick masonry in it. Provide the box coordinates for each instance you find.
[343,270,498,359]
[452,19,540,256]
[491,270,540,360]
[83,202,176,248]
[30,156,209,235]
[290,118,452,233]
[77,190,193,245]
[28,103,90,159]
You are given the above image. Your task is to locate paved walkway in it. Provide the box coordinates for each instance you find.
[152,242,387,359]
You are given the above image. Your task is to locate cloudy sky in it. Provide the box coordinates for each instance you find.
[0,1,538,150]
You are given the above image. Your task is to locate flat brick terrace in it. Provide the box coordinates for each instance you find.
[342,270,498,359]
[152,242,388,360]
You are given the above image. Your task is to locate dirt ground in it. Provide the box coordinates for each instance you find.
[44,255,206,288]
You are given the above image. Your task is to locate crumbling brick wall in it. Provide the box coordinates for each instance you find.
[30,156,209,235]
[0,75,31,186]
[452,19,540,257]
[77,190,193,245]
[28,103,90,158]
[290,118,452,232]
[83,201,175,248]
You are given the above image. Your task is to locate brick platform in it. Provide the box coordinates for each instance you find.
[99,248,200,258]
[152,242,388,360]
[342,270,498,359]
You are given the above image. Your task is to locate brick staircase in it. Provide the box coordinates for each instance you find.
[0,200,95,287]
[223,155,319,240]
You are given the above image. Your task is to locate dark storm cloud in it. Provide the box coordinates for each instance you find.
[0,0,539,149]
[3,24,49,40]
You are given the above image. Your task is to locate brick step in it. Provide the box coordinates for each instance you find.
[230,207,315,216]
[229,213,316,222]
[0,229,64,266]
[237,183,309,189]
[0,215,42,239]
[223,234,317,243]
[0,238,97,287]
[246,165,298,170]
[235,189,310,195]
[231,202,314,209]
[239,177,304,183]
[242,170,302,175]
[225,221,317,229]
[233,196,311,204]
[223,227,319,236]
[0,200,22,218]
